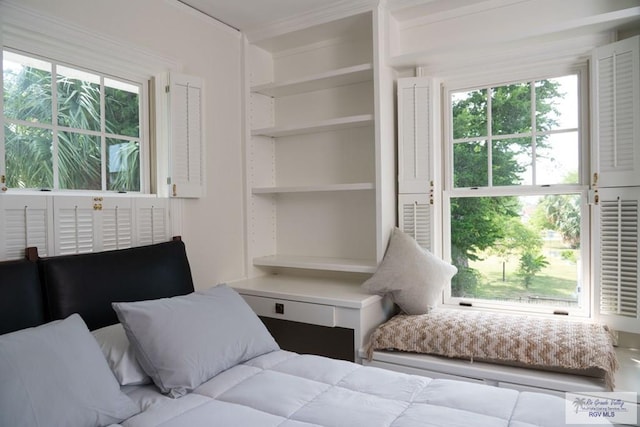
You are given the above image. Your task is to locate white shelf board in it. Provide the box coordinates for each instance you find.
[252,114,373,138]
[230,274,381,309]
[252,182,374,194]
[252,254,378,274]
[251,63,373,97]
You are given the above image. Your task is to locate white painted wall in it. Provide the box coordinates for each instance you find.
[10,0,246,289]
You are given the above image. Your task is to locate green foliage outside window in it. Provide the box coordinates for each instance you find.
[450,78,581,302]
[2,51,141,191]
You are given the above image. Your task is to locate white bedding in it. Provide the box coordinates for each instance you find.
[119,350,582,427]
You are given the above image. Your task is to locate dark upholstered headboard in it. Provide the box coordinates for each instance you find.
[39,240,195,330]
[0,259,45,335]
[0,239,195,334]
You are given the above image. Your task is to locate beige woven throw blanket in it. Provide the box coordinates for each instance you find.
[366,309,619,390]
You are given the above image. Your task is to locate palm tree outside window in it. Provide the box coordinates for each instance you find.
[2,50,142,192]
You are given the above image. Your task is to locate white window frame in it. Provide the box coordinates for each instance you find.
[2,48,149,193]
[441,61,592,317]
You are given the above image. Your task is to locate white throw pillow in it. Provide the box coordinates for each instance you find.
[113,284,279,398]
[362,227,457,314]
[92,323,151,386]
[0,314,139,427]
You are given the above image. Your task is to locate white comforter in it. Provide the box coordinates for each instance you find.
[119,350,580,427]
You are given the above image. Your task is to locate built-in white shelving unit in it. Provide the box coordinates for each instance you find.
[234,8,397,361]
[243,11,395,275]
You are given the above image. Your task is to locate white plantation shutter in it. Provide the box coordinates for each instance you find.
[54,197,95,255]
[135,197,169,246]
[592,36,640,188]
[0,195,52,260]
[399,194,432,251]
[0,195,171,261]
[169,73,204,198]
[53,196,139,255]
[398,78,431,194]
[592,37,640,333]
[101,198,133,251]
[397,77,438,253]
[595,187,640,333]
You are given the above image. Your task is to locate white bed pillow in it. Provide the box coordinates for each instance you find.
[0,313,139,427]
[362,227,457,314]
[112,284,279,398]
[92,323,151,386]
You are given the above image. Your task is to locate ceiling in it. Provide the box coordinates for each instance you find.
[178,0,363,32]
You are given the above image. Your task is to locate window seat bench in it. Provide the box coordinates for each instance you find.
[361,347,612,395]
[362,309,620,396]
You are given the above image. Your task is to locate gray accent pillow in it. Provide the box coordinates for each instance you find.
[362,227,458,314]
[112,284,279,398]
[0,314,139,427]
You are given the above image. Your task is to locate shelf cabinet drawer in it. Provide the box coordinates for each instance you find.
[241,294,336,327]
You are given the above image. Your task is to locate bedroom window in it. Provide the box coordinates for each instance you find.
[2,49,145,192]
[444,70,590,315]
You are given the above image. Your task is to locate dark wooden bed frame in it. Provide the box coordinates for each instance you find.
[0,238,194,335]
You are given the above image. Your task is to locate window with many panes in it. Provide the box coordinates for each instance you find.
[2,50,144,192]
[444,67,589,315]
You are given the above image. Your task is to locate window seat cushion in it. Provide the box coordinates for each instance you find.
[365,309,619,390]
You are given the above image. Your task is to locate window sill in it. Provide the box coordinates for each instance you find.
[442,301,590,319]
[0,189,160,198]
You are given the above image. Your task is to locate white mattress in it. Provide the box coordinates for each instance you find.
[119,350,587,427]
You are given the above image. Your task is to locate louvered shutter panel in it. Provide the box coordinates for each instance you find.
[100,198,133,251]
[397,77,436,252]
[169,73,204,198]
[0,195,52,260]
[592,36,640,188]
[398,78,431,194]
[134,198,170,246]
[595,187,640,333]
[53,197,95,255]
[399,194,432,251]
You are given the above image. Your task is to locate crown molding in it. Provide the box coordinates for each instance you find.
[245,0,377,44]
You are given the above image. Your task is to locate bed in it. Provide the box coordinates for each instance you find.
[0,239,596,427]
